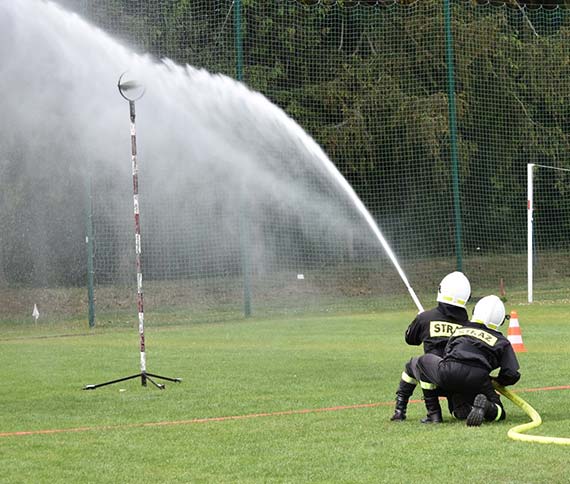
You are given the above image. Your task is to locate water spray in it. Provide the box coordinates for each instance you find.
[83,73,181,390]
[353,203,424,313]
[295,135,425,313]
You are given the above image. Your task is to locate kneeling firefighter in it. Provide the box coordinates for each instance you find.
[390,271,471,423]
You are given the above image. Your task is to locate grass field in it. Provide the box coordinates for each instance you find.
[0,302,569,483]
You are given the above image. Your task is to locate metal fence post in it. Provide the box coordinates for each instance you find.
[444,0,463,271]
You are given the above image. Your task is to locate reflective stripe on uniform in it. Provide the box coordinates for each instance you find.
[419,380,437,390]
[494,404,503,421]
[402,371,418,385]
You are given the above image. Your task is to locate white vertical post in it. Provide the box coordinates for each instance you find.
[527,163,534,303]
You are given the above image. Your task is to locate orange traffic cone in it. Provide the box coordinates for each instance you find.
[507,310,527,353]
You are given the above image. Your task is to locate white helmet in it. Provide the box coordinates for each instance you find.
[436,271,471,308]
[472,295,506,330]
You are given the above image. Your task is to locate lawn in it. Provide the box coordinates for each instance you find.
[0,303,568,483]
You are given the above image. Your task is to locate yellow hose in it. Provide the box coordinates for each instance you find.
[493,382,570,445]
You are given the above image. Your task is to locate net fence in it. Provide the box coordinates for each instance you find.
[1,0,569,326]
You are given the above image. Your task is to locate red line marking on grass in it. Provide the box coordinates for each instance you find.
[1,385,569,438]
[515,385,570,393]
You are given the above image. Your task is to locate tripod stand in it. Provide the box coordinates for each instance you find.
[84,371,181,390]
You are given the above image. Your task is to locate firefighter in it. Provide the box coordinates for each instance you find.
[390,271,471,423]
[411,294,521,426]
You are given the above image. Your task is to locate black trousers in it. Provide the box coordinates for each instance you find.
[410,354,504,420]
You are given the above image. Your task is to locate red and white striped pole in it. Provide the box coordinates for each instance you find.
[119,73,148,386]
[130,99,147,385]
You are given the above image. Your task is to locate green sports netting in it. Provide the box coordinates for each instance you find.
[1,0,569,326]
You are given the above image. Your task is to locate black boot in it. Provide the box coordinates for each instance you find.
[390,380,416,421]
[420,390,443,424]
[466,394,496,427]
[390,395,408,421]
